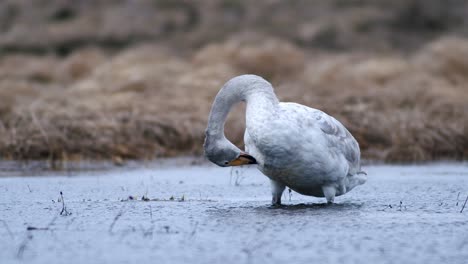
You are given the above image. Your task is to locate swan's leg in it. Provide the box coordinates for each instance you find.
[338,178,347,196]
[322,185,336,204]
[271,180,285,205]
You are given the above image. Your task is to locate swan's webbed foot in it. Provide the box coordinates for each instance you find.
[270,180,285,206]
[268,203,283,209]
[322,185,336,204]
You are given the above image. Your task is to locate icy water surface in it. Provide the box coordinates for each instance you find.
[0,163,467,264]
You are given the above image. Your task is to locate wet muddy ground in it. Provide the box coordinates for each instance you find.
[0,163,467,264]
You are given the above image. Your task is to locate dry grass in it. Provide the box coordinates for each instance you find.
[1,0,467,164]
[2,0,467,54]
[0,36,467,162]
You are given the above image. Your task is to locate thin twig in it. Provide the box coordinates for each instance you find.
[189,221,199,238]
[17,232,33,259]
[229,167,233,185]
[0,219,14,239]
[60,191,71,216]
[461,195,468,213]
[26,226,48,231]
[109,210,124,234]
[456,192,461,206]
[26,216,58,231]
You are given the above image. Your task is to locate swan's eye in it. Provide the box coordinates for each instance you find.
[224,161,229,165]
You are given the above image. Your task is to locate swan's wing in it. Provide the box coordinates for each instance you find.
[279,103,361,174]
[315,111,361,174]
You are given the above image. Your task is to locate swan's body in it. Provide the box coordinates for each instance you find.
[204,75,366,205]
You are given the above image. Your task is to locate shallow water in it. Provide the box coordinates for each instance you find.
[0,163,467,264]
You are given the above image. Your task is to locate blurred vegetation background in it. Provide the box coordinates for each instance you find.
[0,0,467,163]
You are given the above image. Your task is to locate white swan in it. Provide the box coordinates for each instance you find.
[204,74,366,205]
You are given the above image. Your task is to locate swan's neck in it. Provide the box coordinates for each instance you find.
[206,75,279,140]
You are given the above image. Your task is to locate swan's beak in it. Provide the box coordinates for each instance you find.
[227,152,257,166]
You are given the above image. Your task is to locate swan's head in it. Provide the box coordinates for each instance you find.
[204,136,257,167]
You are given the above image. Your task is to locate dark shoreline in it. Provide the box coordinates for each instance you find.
[0,157,466,176]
